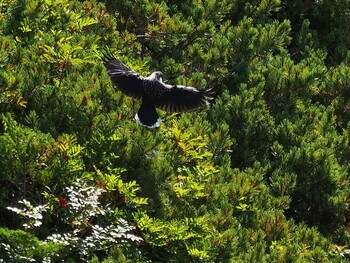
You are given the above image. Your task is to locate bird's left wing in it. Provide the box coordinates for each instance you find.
[103,53,144,100]
[154,83,213,113]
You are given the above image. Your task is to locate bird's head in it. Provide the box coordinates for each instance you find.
[150,71,163,82]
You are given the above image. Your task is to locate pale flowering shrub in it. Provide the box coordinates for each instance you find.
[7,200,48,229]
[3,179,142,261]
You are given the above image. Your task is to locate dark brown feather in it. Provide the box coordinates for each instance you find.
[154,84,213,113]
[103,53,144,100]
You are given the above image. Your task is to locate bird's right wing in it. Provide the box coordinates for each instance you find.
[103,53,144,100]
[155,84,213,113]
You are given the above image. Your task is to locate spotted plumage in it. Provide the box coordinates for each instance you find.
[103,53,213,128]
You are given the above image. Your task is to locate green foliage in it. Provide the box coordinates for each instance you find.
[1,0,350,262]
[0,228,39,262]
[277,0,350,64]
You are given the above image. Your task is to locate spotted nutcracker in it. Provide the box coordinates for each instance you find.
[103,53,213,128]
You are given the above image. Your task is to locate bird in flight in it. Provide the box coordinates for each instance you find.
[103,53,213,128]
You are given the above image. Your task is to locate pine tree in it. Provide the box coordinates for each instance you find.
[1,0,350,262]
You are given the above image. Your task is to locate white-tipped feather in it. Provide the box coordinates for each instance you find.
[134,113,162,128]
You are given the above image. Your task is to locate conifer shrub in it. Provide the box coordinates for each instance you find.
[1,0,350,262]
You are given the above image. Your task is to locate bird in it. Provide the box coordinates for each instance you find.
[103,52,213,128]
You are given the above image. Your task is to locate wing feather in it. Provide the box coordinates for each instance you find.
[155,84,213,113]
[103,53,144,100]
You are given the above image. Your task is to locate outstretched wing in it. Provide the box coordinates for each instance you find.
[154,84,213,113]
[103,53,144,100]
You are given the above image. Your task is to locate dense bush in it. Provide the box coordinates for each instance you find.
[1,0,350,262]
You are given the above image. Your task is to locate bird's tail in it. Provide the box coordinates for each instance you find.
[135,103,161,128]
